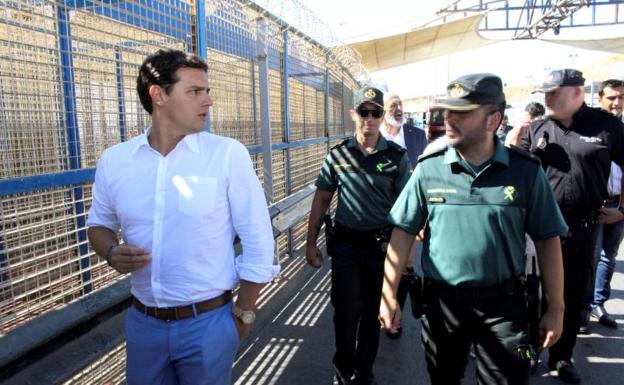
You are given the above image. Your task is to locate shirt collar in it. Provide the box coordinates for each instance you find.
[346,133,388,151]
[443,137,508,167]
[130,128,201,155]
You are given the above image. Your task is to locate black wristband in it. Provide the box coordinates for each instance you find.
[104,244,117,265]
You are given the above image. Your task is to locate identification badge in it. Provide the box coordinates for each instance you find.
[429,197,445,203]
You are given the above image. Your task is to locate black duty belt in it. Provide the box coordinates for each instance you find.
[334,222,392,240]
[132,291,232,321]
[425,277,525,301]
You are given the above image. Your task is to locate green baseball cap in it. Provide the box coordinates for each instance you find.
[353,86,384,108]
[434,73,506,111]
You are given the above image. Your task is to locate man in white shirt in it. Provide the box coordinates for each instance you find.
[580,79,624,333]
[380,94,427,169]
[86,49,279,385]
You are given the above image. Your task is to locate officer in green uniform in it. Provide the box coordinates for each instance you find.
[306,86,410,385]
[378,74,567,385]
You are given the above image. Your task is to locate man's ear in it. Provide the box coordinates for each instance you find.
[487,110,502,132]
[149,84,164,108]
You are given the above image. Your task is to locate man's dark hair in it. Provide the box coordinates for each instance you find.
[525,102,545,119]
[136,49,208,114]
[598,79,624,98]
[484,102,506,127]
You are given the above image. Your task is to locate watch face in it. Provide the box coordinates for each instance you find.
[241,311,256,325]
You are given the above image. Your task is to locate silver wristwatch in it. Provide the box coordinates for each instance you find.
[232,306,256,325]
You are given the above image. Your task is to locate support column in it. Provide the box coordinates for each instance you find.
[256,17,273,202]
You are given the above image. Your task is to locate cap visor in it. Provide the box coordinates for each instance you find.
[354,101,383,108]
[532,84,559,94]
[433,99,481,111]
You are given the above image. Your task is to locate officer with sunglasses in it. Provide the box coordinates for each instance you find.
[306,86,411,385]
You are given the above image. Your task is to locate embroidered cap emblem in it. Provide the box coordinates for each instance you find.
[364,89,376,99]
[504,186,517,202]
[449,83,467,98]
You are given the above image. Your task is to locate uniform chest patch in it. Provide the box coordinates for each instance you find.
[579,136,603,144]
[504,186,517,202]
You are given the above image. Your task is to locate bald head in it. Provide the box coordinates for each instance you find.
[384,94,403,128]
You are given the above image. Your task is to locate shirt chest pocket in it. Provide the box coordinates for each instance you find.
[174,176,218,217]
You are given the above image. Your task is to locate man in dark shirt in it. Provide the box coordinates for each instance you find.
[507,69,624,384]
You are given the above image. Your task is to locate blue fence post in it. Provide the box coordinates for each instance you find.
[57,2,92,294]
[282,28,294,257]
[114,47,126,142]
[195,0,211,132]
[324,57,330,152]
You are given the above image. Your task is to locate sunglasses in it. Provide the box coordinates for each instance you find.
[356,107,383,119]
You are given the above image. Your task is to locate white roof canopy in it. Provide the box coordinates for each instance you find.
[349,14,495,72]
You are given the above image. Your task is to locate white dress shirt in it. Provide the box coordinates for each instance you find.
[380,122,406,149]
[87,131,279,307]
[607,162,622,197]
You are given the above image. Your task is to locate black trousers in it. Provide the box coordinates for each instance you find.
[330,235,385,379]
[548,220,600,364]
[421,285,531,385]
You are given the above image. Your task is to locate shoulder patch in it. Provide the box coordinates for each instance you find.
[386,140,407,153]
[331,138,350,150]
[509,145,541,164]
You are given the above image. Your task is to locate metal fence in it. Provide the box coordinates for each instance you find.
[0,1,362,381]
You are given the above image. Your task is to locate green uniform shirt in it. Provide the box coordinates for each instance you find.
[316,135,411,231]
[389,139,568,286]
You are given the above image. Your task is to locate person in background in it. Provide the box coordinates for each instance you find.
[87,49,279,385]
[379,93,428,339]
[579,79,624,333]
[306,86,410,385]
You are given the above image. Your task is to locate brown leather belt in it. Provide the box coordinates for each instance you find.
[132,291,232,321]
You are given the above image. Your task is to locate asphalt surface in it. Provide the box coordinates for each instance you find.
[233,243,624,385]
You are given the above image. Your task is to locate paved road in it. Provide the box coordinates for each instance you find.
[233,245,624,385]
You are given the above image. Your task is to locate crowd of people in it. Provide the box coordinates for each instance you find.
[86,48,623,385]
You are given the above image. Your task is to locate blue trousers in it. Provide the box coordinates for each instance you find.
[582,200,624,310]
[125,301,239,385]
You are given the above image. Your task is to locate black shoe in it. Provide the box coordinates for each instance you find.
[549,360,581,384]
[386,326,402,339]
[591,305,618,328]
[355,371,377,385]
[333,374,357,385]
[578,310,590,334]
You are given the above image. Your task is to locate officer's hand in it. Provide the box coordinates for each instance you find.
[505,114,531,146]
[539,306,564,349]
[108,245,151,274]
[598,207,624,224]
[305,244,323,268]
[379,295,401,333]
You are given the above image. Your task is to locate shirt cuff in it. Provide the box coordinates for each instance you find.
[235,257,281,283]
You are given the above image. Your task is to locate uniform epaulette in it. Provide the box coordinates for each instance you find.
[417,148,446,163]
[330,138,351,150]
[508,145,541,164]
[386,140,407,153]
